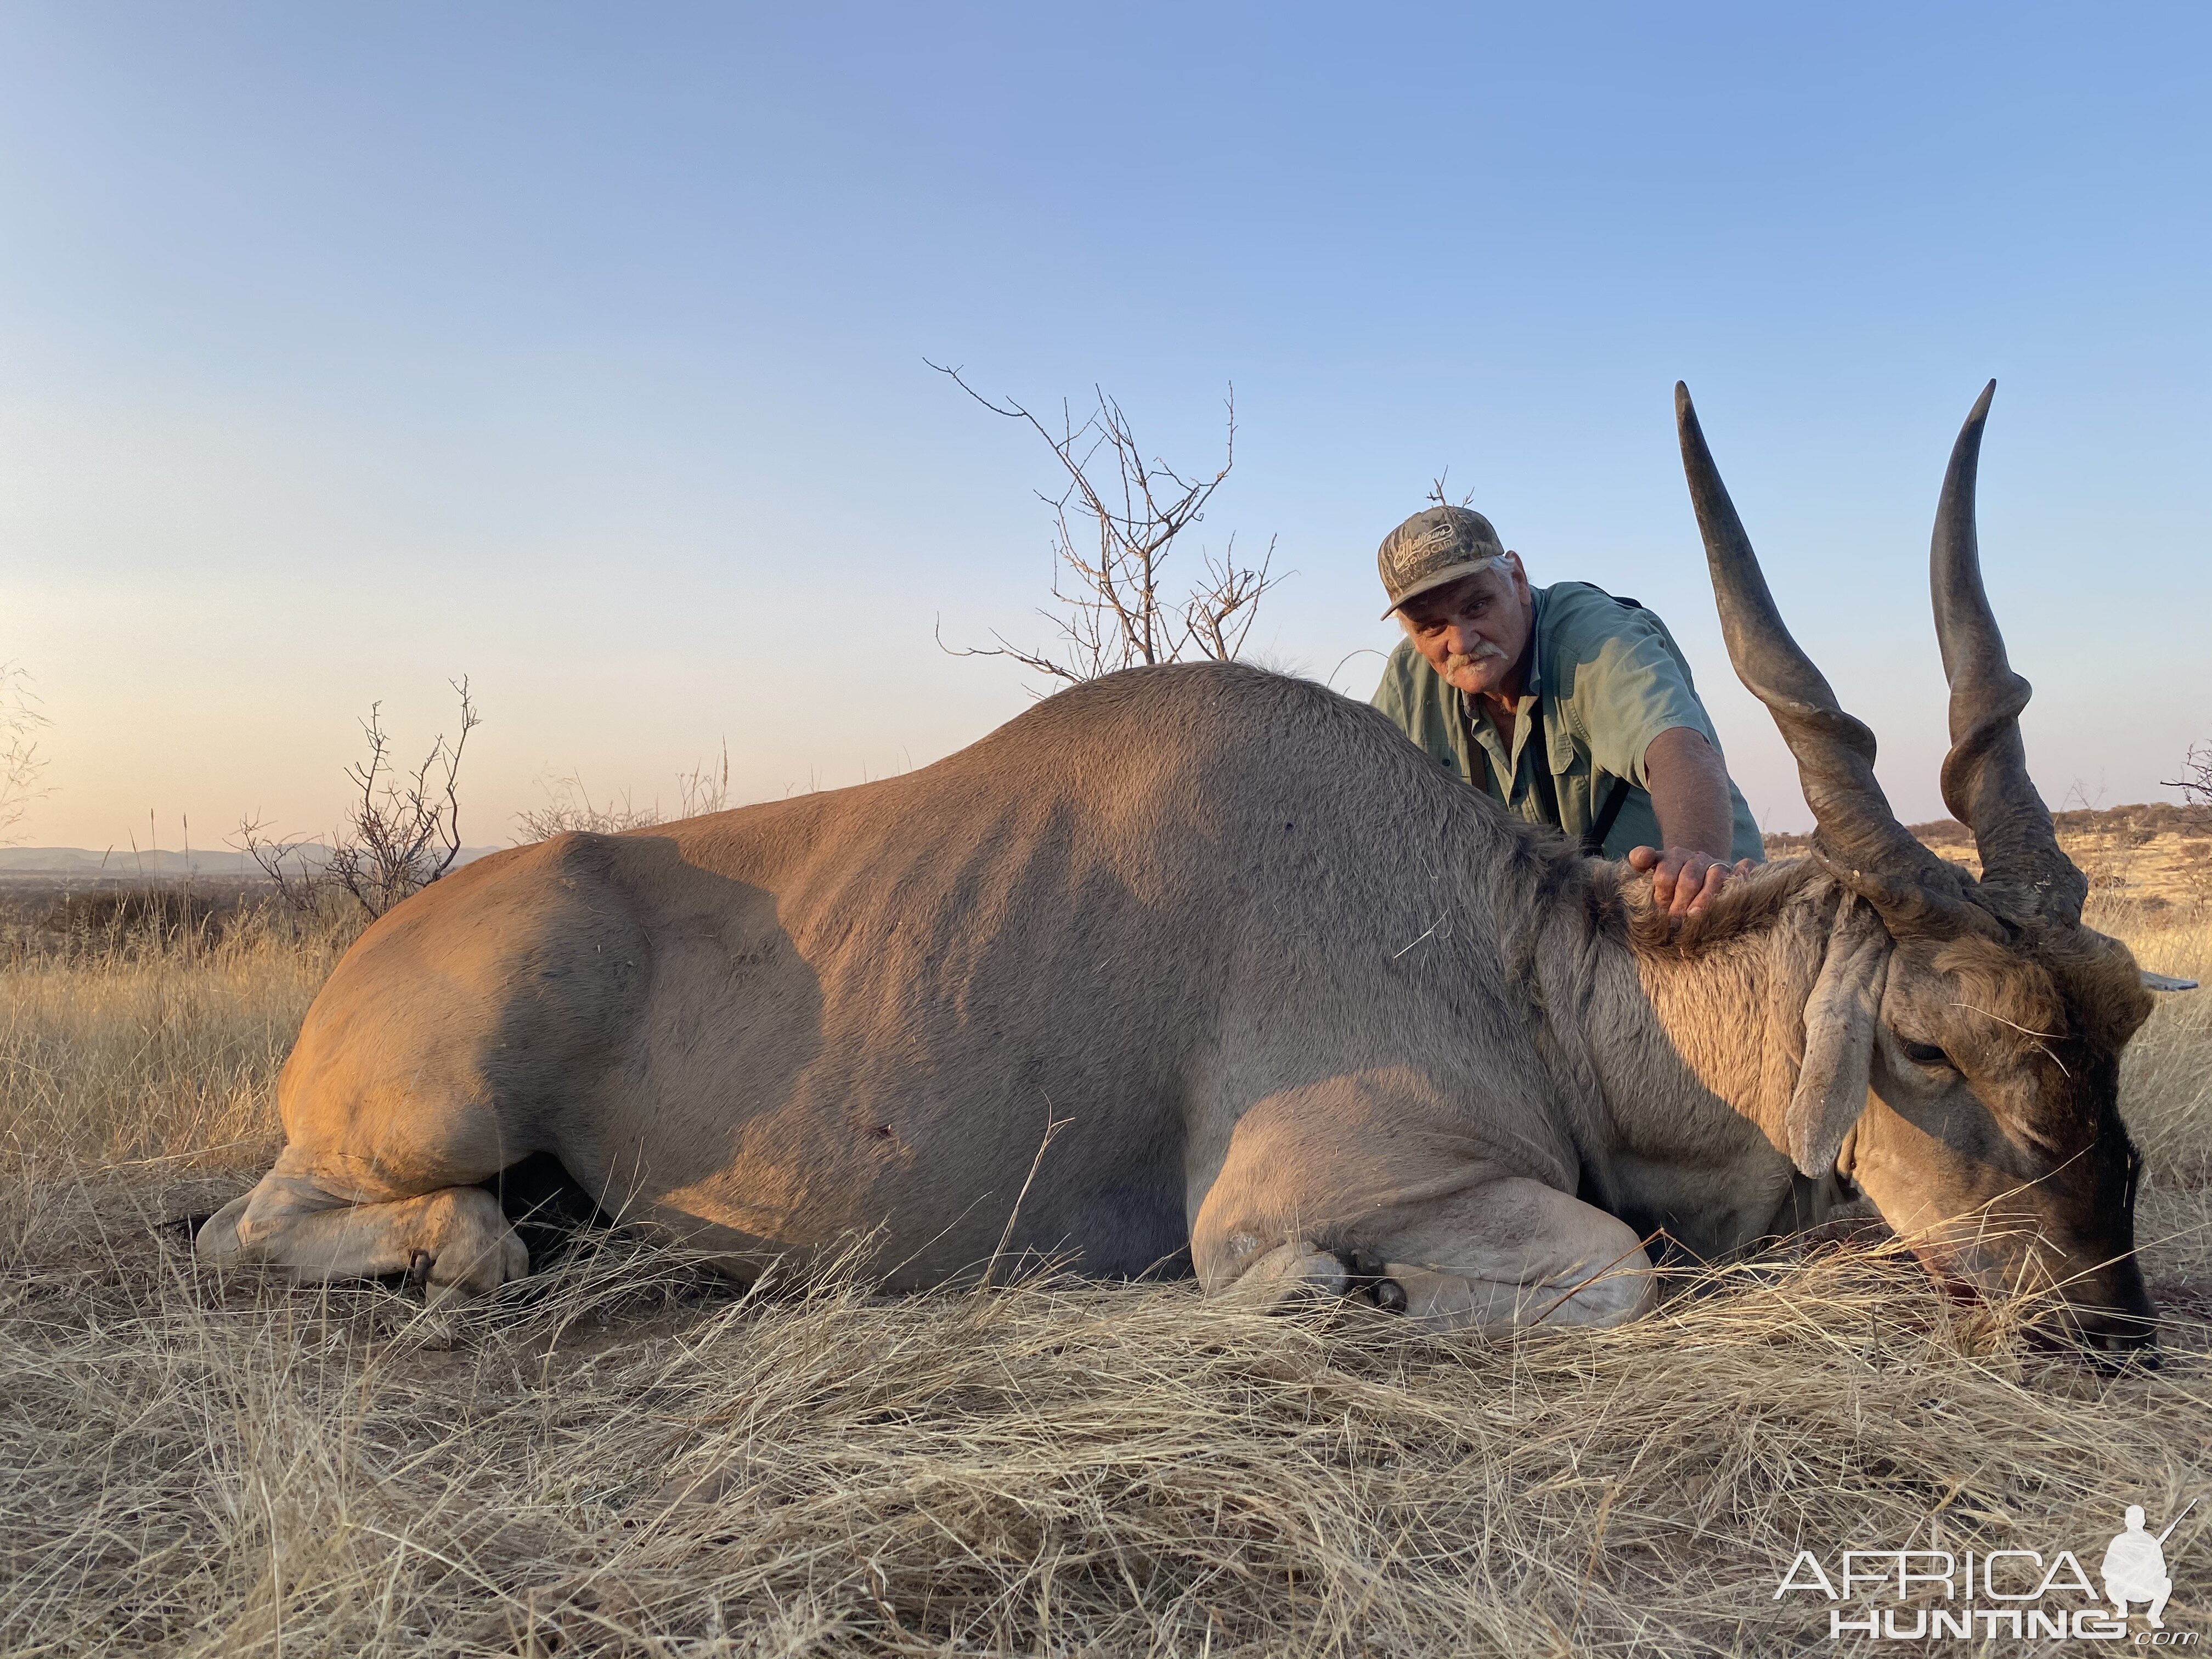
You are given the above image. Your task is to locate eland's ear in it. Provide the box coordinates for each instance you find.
[2142,970,2199,993]
[1786,895,1892,1178]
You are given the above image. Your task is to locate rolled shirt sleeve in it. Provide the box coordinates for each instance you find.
[1557,608,1720,788]
[1543,584,1764,864]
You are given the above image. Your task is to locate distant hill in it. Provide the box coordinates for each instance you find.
[0,846,503,879]
[1763,801,2210,911]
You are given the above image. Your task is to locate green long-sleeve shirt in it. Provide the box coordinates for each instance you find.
[1371,581,1763,863]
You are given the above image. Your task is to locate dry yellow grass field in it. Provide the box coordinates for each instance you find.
[2,869,2209,1656]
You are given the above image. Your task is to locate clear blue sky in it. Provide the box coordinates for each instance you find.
[2,3,2205,849]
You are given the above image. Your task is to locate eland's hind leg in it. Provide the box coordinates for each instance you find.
[195,1152,527,1294]
[193,988,540,1296]
[194,833,657,1294]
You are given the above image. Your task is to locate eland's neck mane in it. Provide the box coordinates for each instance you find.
[1492,848,1847,1259]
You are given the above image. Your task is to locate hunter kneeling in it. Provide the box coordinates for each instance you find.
[1372,505,1763,915]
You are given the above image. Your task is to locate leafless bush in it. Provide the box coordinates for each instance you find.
[513,776,661,841]
[512,741,732,843]
[930,364,1283,690]
[2166,741,2212,809]
[239,679,479,919]
[231,822,323,913]
[0,664,50,844]
[2164,742,2212,912]
[674,740,731,817]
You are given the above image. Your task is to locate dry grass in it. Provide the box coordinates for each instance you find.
[2,893,2210,1656]
[0,898,354,1173]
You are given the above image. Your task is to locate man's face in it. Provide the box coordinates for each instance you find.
[1395,556,1534,698]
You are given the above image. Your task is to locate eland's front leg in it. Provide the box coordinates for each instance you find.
[1189,1067,1655,1330]
[1348,1179,1657,1329]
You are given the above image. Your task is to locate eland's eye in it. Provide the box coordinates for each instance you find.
[1901,1040,1952,1070]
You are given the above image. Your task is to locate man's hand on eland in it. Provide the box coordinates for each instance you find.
[1627,845,1756,919]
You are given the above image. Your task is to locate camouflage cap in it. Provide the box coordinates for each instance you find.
[1376,506,1509,620]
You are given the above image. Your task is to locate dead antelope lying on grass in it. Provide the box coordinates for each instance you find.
[200,383,2190,1358]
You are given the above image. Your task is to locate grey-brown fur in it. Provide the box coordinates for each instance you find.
[205,670,1653,1295]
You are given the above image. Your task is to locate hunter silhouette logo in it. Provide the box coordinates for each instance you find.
[1775,1499,2198,1643]
[2105,1500,2195,1629]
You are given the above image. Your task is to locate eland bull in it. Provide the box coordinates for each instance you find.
[199,384,2190,1356]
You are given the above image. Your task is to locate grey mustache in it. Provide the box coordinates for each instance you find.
[1444,644,1508,674]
